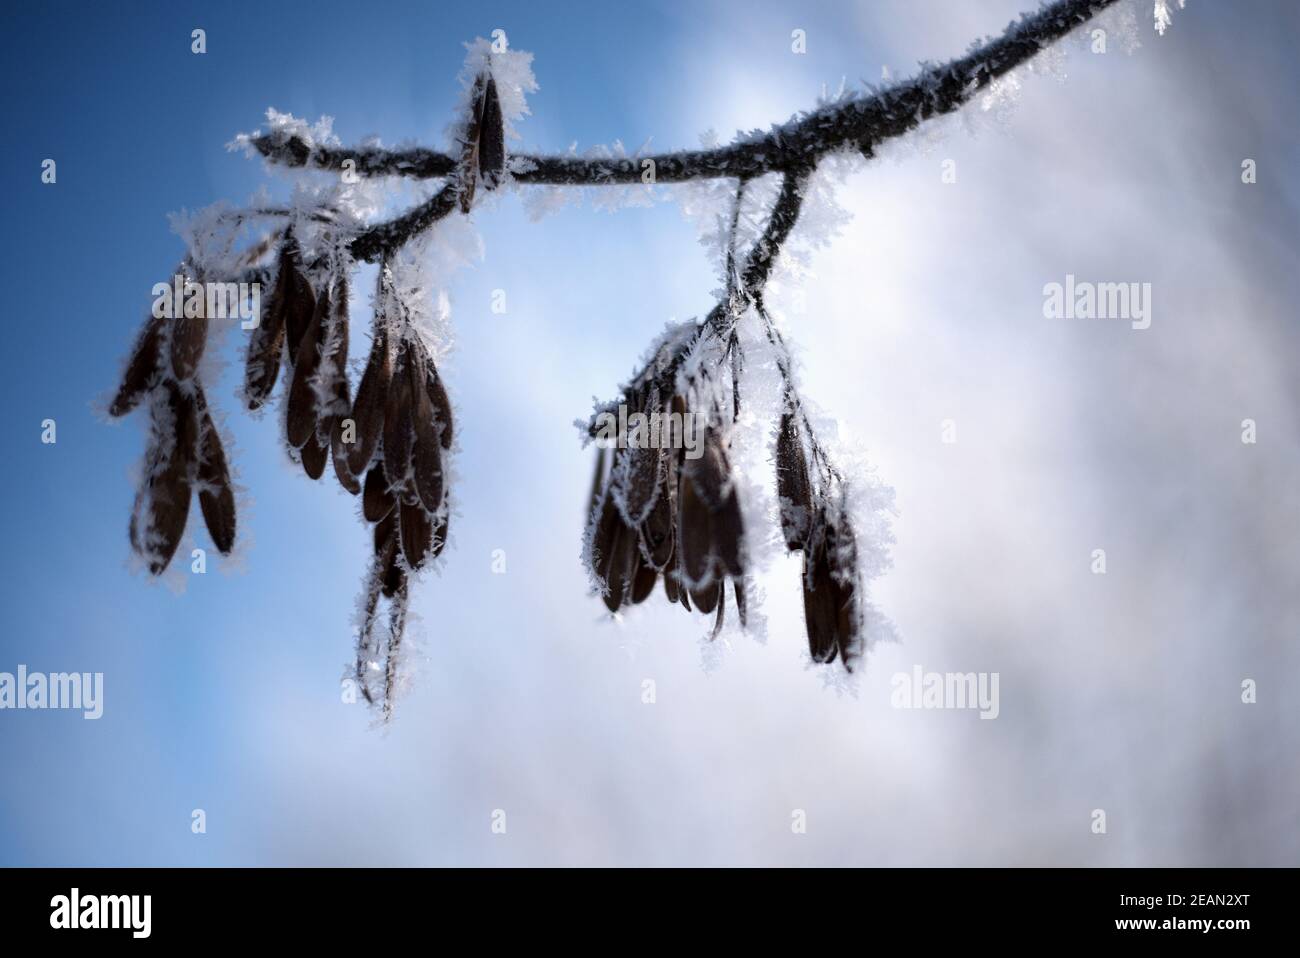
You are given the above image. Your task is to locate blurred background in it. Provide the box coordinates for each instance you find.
[1,0,1296,865]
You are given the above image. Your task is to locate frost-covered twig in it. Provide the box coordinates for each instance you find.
[252,0,1121,194]
[349,180,460,263]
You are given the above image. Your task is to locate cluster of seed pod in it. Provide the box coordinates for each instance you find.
[246,241,453,705]
[353,268,454,635]
[111,66,503,717]
[775,401,866,669]
[585,324,868,669]
[584,334,748,638]
[246,235,353,491]
[109,265,237,575]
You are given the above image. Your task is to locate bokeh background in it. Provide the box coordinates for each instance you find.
[1,0,1296,865]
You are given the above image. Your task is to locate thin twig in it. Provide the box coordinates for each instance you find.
[251,0,1117,188]
[348,180,460,262]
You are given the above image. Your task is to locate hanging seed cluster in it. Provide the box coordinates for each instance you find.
[110,70,511,716]
[109,264,237,576]
[583,310,869,668]
[775,403,866,668]
[584,334,749,640]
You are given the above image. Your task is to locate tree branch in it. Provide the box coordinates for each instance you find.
[348,179,460,262]
[251,0,1117,187]
[740,168,808,298]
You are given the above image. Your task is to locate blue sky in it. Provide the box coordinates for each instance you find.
[2,0,1297,866]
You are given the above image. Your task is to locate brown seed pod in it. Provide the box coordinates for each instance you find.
[422,349,455,450]
[639,473,675,570]
[595,493,639,612]
[346,323,391,476]
[323,275,351,413]
[282,249,317,361]
[802,529,841,665]
[457,74,485,213]
[775,409,812,551]
[827,517,862,670]
[286,285,329,450]
[245,243,294,409]
[169,300,209,383]
[478,75,506,189]
[129,383,197,575]
[382,338,415,492]
[110,315,164,417]
[323,277,354,491]
[587,446,610,518]
[616,387,662,525]
[408,341,445,514]
[588,484,619,584]
[195,389,236,555]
